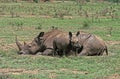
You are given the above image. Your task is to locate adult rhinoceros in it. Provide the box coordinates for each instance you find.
[73,31,108,56]
[16,29,69,56]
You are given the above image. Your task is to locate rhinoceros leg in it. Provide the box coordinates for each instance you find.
[63,49,67,57]
[42,49,54,56]
[98,48,105,56]
[78,49,89,56]
[75,48,79,56]
[36,52,43,55]
[79,48,105,56]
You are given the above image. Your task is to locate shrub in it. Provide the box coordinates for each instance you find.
[33,0,39,3]
[82,20,90,29]
[0,74,9,79]
[13,21,24,30]
[35,23,42,30]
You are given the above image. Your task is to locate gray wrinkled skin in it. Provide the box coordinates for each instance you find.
[53,32,82,56]
[16,32,45,55]
[16,30,108,56]
[75,31,108,56]
[16,29,63,55]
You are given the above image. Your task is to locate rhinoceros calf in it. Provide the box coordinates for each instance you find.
[53,32,72,56]
[73,31,108,56]
[53,31,82,57]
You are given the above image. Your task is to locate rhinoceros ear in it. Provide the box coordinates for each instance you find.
[38,32,44,38]
[69,32,72,39]
[76,31,80,36]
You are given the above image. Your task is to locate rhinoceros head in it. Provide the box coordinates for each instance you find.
[69,31,81,48]
[69,32,78,45]
[16,32,45,55]
[69,31,82,54]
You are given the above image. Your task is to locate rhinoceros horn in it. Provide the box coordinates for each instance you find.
[16,36,23,51]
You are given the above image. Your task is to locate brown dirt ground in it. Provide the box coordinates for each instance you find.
[0,43,17,51]
[100,74,120,79]
[0,68,88,75]
[0,68,39,75]
[0,14,73,19]
[0,68,120,79]
[106,41,120,45]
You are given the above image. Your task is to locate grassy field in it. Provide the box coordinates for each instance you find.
[0,1,120,79]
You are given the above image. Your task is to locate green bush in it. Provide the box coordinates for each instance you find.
[33,0,39,3]
[106,0,120,3]
[0,74,9,79]
[35,23,42,30]
[82,20,90,29]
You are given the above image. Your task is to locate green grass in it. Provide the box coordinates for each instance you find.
[0,1,120,79]
[0,49,120,79]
